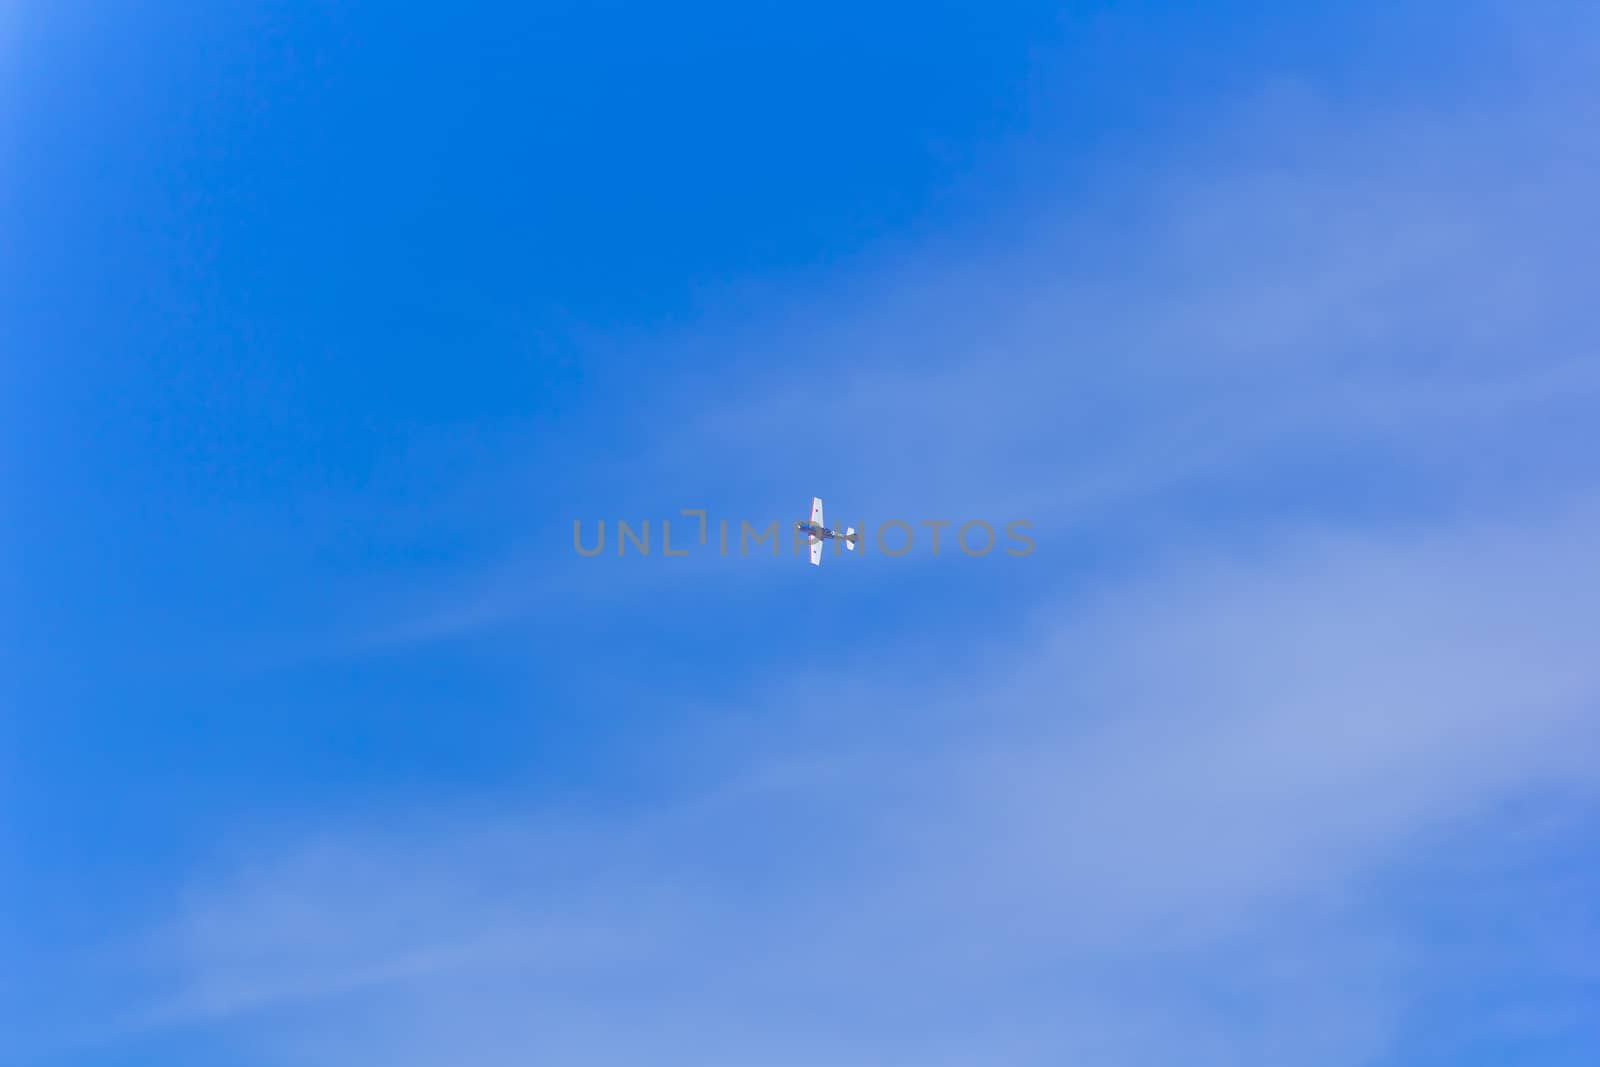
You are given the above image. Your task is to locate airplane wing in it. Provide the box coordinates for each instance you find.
[809,537,823,566]
[810,496,824,527]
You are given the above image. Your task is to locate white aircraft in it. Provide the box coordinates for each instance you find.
[795,496,858,565]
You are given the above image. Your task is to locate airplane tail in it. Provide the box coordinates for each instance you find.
[845,526,858,550]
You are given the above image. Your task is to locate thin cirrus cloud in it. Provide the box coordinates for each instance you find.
[110,498,1600,1067]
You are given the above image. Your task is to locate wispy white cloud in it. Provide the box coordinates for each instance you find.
[93,498,1600,1066]
[312,21,1600,657]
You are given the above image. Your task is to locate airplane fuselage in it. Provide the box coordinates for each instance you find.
[795,520,840,542]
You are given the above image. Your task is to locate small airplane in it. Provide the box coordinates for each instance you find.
[795,496,858,565]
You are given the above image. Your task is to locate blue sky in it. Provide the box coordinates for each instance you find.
[5,2,1600,1064]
